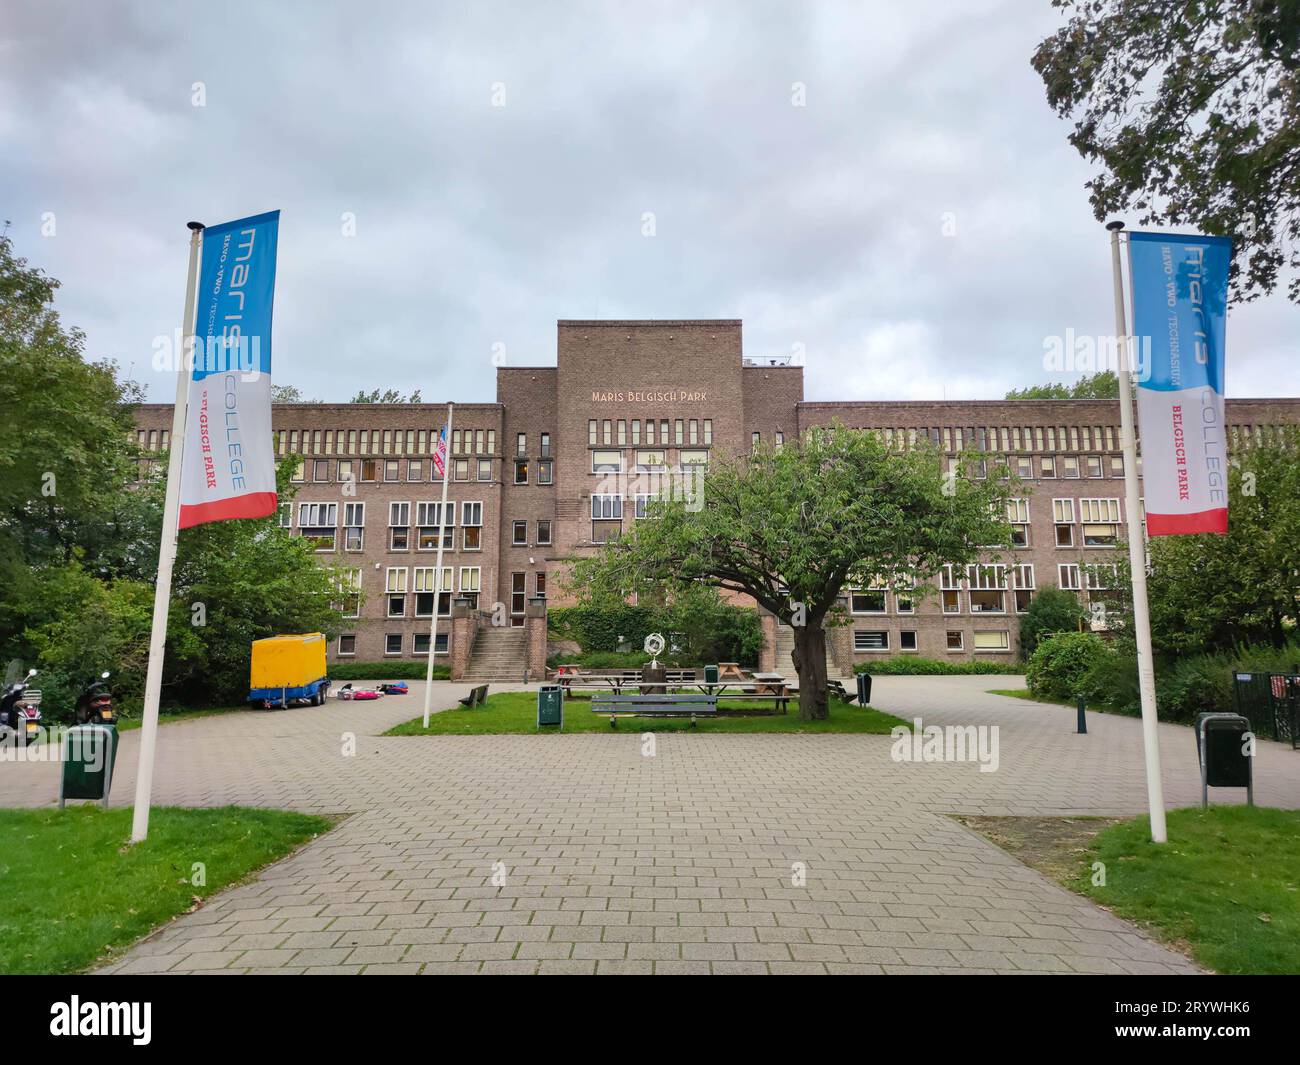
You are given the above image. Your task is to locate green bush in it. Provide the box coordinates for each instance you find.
[1025,632,1107,701]
[1081,640,1300,724]
[854,657,1022,676]
[1018,587,1087,660]
[329,661,449,681]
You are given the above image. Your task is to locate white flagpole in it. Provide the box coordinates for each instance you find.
[1107,220,1168,844]
[422,403,454,727]
[132,221,205,843]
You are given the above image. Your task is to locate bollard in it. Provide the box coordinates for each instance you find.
[1076,696,1087,734]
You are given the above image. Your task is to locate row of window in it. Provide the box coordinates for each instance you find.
[851,562,1117,616]
[853,629,1010,653]
[857,424,1121,454]
[956,453,1126,481]
[590,449,709,473]
[337,632,448,657]
[589,418,713,447]
[276,427,499,458]
[290,455,554,486]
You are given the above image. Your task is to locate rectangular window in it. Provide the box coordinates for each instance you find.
[385,633,403,656]
[588,420,597,445]
[1013,563,1035,613]
[343,502,365,551]
[1110,454,1124,477]
[407,459,424,481]
[854,631,889,651]
[679,449,709,467]
[850,588,887,614]
[539,432,550,457]
[593,450,623,473]
[1007,498,1030,547]
[899,630,917,651]
[945,631,964,651]
[591,494,623,520]
[477,458,492,481]
[513,520,528,546]
[386,567,408,617]
[1080,498,1121,546]
[461,501,482,551]
[413,566,451,617]
[635,450,665,471]
[634,494,658,519]
[1039,455,1056,478]
[617,420,626,446]
[940,563,962,614]
[703,419,713,444]
[416,501,454,550]
[1086,455,1103,478]
[337,568,362,618]
[312,459,330,481]
[278,502,292,529]
[972,630,1010,651]
[1016,456,1034,480]
[967,564,1006,614]
[337,634,357,656]
[674,419,684,445]
[1062,455,1080,478]
[297,502,338,551]
[1058,564,1082,590]
[1085,563,1118,591]
[537,460,553,484]
[516,432,527,456]
[514,460,529,484]
[536,520,552,544]
[360,458,378,482]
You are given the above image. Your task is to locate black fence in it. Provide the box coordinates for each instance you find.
[1232,671,1300,749]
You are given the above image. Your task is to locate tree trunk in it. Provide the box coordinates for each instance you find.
[790,623,830,721]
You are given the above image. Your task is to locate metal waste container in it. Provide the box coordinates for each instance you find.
[537,685,564,730]
[704,664,719,686]
[1195,712,1252,809]
[856,672,872,706]
[60,724,119,808]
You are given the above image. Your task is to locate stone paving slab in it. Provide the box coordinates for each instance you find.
[5,677,1293,974]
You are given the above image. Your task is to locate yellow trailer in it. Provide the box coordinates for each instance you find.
[248,633,331,707]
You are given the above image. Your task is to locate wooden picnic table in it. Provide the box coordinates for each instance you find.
[750,672,788,696]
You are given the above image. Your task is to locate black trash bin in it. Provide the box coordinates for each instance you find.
[704,664,720,686]
[855,672,872,706]
[1195,712,1252,808]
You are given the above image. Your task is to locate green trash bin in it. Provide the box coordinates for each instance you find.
[704,664,720,686]
[537,685,564,730]
[60,724,119,808]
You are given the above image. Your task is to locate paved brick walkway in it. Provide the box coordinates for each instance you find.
[5,677,1296,974]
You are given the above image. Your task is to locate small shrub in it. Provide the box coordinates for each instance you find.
[855,657,1022,676]
[329,661,449,681]
[1026,632,1106,701]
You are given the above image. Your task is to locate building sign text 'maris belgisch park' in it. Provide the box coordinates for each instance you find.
[591,390,708,403]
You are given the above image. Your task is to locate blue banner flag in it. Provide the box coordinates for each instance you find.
[179,211,280,528]
[1127,231,1231,536]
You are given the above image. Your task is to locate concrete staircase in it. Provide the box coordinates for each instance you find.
[773,624,853,681]
[461,625,530,682]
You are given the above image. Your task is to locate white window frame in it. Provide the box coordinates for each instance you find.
[1058,564,1082,591]
[854,630,890,652]
[591,494,623,520]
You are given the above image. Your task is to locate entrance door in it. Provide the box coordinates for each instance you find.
[510,572,526,627]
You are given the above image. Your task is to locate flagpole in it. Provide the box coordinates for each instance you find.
[423,403,453,727]
[1108,220,1167,844]
[132,221,204,844]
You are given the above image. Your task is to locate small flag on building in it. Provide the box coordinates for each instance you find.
[432,425,448,479]
[178,210,281,529]
[1127,231,1232,537]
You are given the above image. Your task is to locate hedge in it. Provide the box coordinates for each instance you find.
[854,657,1023,676]
[329,661,450,680]
[1025,632,1107,701]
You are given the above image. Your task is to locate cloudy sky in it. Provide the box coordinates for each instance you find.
[4,0,1298,404]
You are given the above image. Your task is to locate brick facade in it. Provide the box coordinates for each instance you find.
[131,322,1300,667]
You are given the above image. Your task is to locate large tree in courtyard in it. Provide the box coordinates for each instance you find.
[1034,0,1300,303]
[570,425,1013,720]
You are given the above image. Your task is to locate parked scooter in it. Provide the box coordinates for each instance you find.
[74,672,117,726]
[0,669,42,747]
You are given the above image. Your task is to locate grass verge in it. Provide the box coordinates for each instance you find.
[115,706,248,732]
[960,806,1300,974]
[0,805,334,974]
[386,690,905,735]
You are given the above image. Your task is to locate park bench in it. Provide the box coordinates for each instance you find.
[590,693,717,728]
[459,684,489,708]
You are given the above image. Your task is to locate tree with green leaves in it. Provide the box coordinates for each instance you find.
[1019,585,1088,659]
[351,387,422,403]
[1034,0,1300,303]
[570,425,1013,719]
[1006,370,1119,400]
[1099,428,1300,655]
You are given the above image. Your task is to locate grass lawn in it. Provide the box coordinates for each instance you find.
[386,690,905,735]
[1072,805,1300,974]
[966,806,1300,974]
[986,687,1087,709]
[0,806,334,974]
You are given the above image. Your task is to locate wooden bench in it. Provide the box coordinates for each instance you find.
[590,693,718,728]
[714,693,791,714]
[459,684,489,708]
